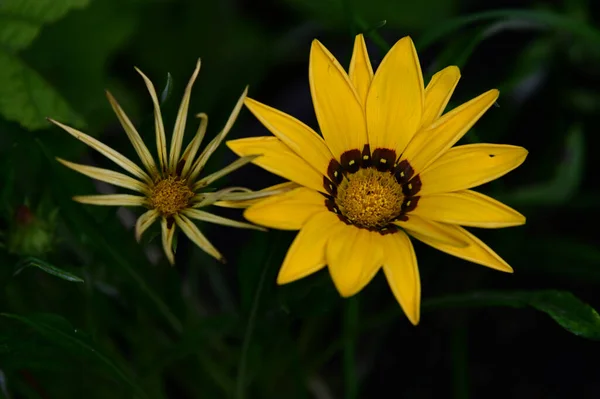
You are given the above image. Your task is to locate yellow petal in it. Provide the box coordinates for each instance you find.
[244,187,325,230]
[192,186,280,209]
[160,217,176,265]
[227,137,325,193]
[194,155,259,190]
[57,158,148,194]
[349,34,373,108]
[419,144,528,195]
[135,209,159,242]
[135,67,168,173]
[73,194,147,207]
[409,224,513,273]
[188,87,248,182]
[191,187,252,209]
[169,59,201,173]
[402,89,499,173]
[421,66,461,128]
[381,231,420,325]
[174,213,224,263]
[394,215,468,247]
[48,119,152,184]
[412,190,526,228]
[182,208,265,231]
[215,182,299,209]
[309,39,367,158]
[180,113,208,178]
[105,91,158,178]
[244,97,333,176]
[327,225,383,297]
[366,36,424,154]
[277,211,343,284]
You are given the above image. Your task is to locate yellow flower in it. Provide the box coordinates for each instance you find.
[227,35,528,325]
[49,60,279,265]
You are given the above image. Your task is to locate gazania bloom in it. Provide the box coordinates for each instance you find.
[49,60,271,264]
[228,35,528,324]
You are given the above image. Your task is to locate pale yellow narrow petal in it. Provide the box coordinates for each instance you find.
[135,67,168,172]
[48,119,152,184]
[381,231,421,325]
[192,187,254,209]
[408,224,513,273]
[105,91,158,178]
[215,182,299,208]
[135,209,159,242]
[309,39,368,158]
[169,59,201,172]
[244,97,333,176]
[160,217,176,265]
[180,113,208,178]
[402,89,499,173]
[227,137,325,193]
[419,144,528,195]
[174,213,224,262]
[421,66,461,128]
[73,194,147,207]
[57,158,149,194]
[193,155,259,190]
[182,208,265,231]
[412,190,526,228]
[188,87,248,182]
[366,36,424,154]
[327,225,384,297]
[349,33,373,108]
[394,214,468,247]
[277,211,343,284]
[244,187,325,230]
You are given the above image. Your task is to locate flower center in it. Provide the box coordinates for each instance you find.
[150,176,194,216]
[335,168,404,229]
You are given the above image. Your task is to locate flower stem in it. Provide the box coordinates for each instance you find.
[235,235,278,399]
[451,322,470,399]
[343,296,359,399]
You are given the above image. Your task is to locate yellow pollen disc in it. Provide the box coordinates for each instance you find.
[336,168,404,229]
[150,176,194,216]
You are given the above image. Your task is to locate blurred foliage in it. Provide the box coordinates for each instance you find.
[0,0,599,398]
[0,0,87,130]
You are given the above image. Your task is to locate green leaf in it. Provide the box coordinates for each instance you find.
[0,0,90,51]
[0,52,85,130]
[417,9,600,51]
[0,0,89,130]
[424,290,600,340]
[429,19,545,73]
[501,126,584,205]
[1,313,148,398]
[13,257,84,283]
[22,0,140,128]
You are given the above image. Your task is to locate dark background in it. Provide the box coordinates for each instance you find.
[1,0,599,398]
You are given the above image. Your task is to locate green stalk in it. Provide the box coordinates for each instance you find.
[343,297,359,399]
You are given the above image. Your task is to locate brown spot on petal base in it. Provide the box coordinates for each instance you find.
[322,147,422,235]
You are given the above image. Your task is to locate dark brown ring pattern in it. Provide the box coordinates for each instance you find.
[322,144,421,235]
